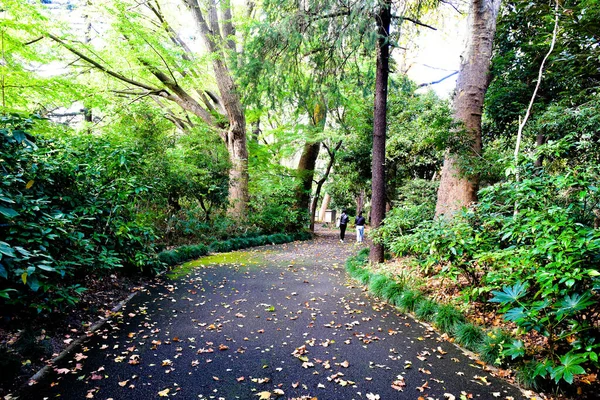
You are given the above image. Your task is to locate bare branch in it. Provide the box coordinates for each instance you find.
[418,70,458,87]
[24,36,44,46]
[391,15,437,30]
[48,34,163,93]
[439,0,464,15]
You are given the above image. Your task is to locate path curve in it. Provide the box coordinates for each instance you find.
[25,229,528,400]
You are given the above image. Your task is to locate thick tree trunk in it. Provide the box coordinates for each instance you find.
[186,0,249,219]
[370,0,392,264]
[435,0,501,217]
[297,141,321,212]
[296,102,326,215]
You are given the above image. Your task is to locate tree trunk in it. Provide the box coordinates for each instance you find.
[319,193,331,222]
[309,141,341,231]
[356,189,365,214]
[296,102,326,215]
[186,0,249,219]
[369,0,392,264]
[435,0,501,217]
[534,133,546,167]
[297,141,321,213]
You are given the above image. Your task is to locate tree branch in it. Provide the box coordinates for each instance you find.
[391,15,437,30]
[418,70,458,87]
[47,34,164,93]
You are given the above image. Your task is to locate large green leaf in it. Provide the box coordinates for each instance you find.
[490,281,529,305]
[0,206,19,219]
[503,340,525,360]
[0,241,16,258]
[556,292,595,319]
[551,353,586,384]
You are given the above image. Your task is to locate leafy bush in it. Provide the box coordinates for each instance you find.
[369,275,389,298]
[454,323,484,352]
[478,329,513,366]
[390,164,600,384]
[159,231,311,267]
[435,304,465,334]
[382,282,406,306]
[397,289,423,313]
[0,115,161,311]
[373,179,438,246]
[415,299,438,322]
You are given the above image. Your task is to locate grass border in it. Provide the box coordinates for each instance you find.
[343,250,529,382]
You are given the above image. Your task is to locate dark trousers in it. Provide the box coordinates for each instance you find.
[340,224,347,240]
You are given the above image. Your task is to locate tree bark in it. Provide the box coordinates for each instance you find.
[186,0,249,218]
[370,0,392,264]
[319,193,331,222]
[309,141,342,231]
[296,101,326,215]
[435,0,501,217]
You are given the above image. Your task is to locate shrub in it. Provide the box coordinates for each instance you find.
[415,299,438,322]
[369,275,390,298]
[435,304,465,333]
[454,323,485,351]
[372,179,438,246]
[356,269,372,285]
[478,329,513,366]
[382,282,406,305]
[397,289,423,313]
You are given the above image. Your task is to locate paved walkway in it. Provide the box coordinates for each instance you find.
[26,229,527,400]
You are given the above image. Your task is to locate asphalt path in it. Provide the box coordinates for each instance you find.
[24,229,528,400]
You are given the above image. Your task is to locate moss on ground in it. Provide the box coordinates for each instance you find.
[167,251,265,279]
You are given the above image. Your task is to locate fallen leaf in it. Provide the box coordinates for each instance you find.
[256,391,271,399]
[158,388,170,397]
[416,381,429,392]
[118,380,129,387]
[55,368,71,374]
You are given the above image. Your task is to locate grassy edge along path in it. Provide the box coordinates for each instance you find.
[22,229,530,400]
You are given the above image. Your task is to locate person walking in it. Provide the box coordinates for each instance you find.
[355,211,366,243]
[338,209,350,242]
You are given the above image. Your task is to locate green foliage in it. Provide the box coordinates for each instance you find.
[393,163,600,384]
[396,289,423,313]
[0,115,161,312]
[373,179,438,245]
[454,323,485,352]
[382,282,407,306]
[414,299,438,322]
[478,329,514,366]
[369,275,390,298]
[434,305,465,334]
[159,232,310,267]
[158,244,210,267]
[356,269,372,285]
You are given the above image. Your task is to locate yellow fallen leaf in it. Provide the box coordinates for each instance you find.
[158,388,170,397]
[256,391,271,399]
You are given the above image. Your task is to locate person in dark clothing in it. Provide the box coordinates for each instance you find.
[338,209,349,242]
[355,212,366,243]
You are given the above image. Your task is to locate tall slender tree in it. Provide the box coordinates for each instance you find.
[369,0,392,263]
